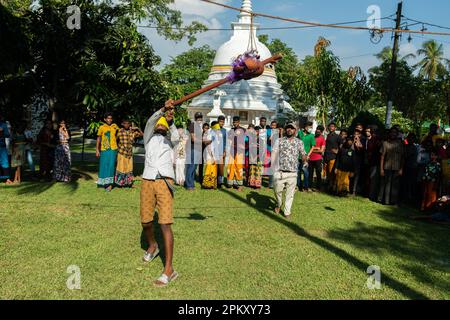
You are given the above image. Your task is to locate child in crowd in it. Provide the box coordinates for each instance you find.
[421,149,441,211]
[412,195,450,224]
[10,122,28,184]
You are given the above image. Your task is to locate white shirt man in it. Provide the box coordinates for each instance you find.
[142,108,179,180]
[140,101,180,288]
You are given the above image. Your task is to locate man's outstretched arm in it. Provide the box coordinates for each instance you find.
[143,100,174,145]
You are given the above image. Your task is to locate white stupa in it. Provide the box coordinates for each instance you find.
[188,0,296,127]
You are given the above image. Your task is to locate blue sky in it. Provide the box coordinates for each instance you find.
[139,0,450,74]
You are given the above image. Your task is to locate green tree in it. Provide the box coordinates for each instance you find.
[161,45,216,101]
[374,46,416,63]
[0,0,32,15]
[441,68,450,125]
[293,37,370,127]
[369,58,447,135]
[0,0,206,127]
[125,0,207,45]
[295,39,341,123]
[415,40,449,80]
[369,106,413,133]
[161,45,216,127]
[258,35,301,110]
[336,66,371,125]
[369,60,420,117]
[0,4,33,119]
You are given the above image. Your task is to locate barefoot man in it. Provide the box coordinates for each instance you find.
[141,99,180,287]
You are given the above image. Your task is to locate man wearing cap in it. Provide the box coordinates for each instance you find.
[141,99,180,287]
[185,112,203,191]
[271,122,306,219]
[226,116,246,191]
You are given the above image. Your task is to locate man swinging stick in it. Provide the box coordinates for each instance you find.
[140,53,282,287]
[141,99,179,287]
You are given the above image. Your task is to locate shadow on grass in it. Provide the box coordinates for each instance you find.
[177,213,212,220]
[219,188,430,300]
[12,169,94,195]
[327,208,450,294]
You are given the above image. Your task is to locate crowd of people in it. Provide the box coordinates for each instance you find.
[136,101,450,288]
[3,109,450,220]
[168,112,450,219]
[0,116,73,184]
[95,113,144,192]
[4,103,450,288]
[0,113,144,189]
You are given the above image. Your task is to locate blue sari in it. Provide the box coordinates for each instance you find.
[97,131,117,187]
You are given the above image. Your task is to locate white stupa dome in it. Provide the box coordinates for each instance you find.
[213,18,272,67]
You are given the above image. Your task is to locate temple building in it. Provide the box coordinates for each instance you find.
[188,0,297,127]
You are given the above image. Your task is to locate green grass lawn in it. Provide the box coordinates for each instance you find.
[0,162,449,300]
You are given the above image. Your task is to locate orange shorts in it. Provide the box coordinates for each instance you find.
[140,179,174,225]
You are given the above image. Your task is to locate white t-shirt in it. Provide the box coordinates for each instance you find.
[142,134,176,180]
[204,129,221,163]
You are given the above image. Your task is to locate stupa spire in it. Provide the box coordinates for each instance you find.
[238,0,253,24]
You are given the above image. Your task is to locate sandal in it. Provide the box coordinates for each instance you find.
[142,245,160,263]
[153,271,179,287]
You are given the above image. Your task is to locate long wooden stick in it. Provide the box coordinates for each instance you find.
[173,54,282,106]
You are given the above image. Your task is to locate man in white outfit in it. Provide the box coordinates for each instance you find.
[140,99,180,287]
[271,122,307,219]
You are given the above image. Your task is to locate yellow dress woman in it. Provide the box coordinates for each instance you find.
[96,113,119,191]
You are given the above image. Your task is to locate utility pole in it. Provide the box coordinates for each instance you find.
[385,1,403,129]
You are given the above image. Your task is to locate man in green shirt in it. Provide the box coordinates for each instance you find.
[297,121,316,192]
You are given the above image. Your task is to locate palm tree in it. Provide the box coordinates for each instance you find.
[314,37,331,57]
[374,46,416,63]
[415,40,449,80]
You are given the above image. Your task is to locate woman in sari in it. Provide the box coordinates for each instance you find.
[96,113,119,192]
[115,119,143,188]
[37,120,56,180]
[53,120,71,182]
[0,116,12,184]
[248,126,263,188]
[202,121,220,189]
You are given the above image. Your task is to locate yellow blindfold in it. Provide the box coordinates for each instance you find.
[155,117,169,130]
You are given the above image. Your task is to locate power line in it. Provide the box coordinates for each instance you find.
[404,17,450,31]
[200,0,450,37]
[137,17,393,32]
[410,34,450,45]
[340,53,378,60]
